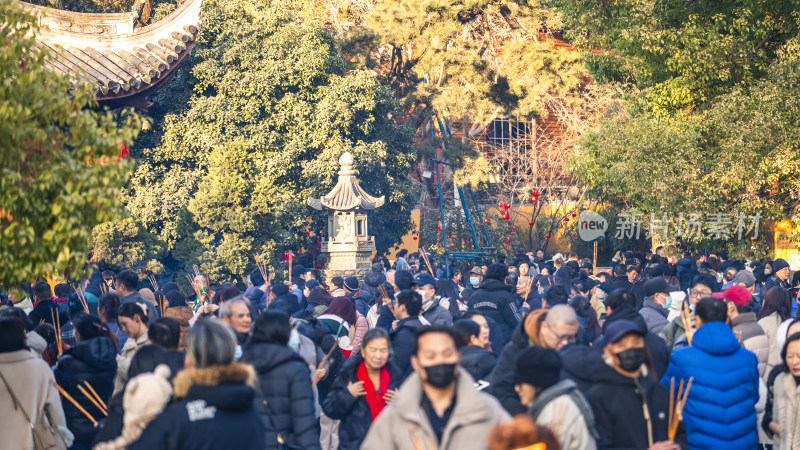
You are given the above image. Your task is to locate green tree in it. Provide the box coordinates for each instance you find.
[0,0,141,287]
[112,0,418,281]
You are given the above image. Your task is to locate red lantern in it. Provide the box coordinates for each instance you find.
[532,191,539,197]
[436,226,442,231]
[315,265,322,269]
[532,197,538,202]
[497,201,503,207]
[510,232,514,236]
[565,218,569,222]
[545,234,551,239]
[504,202,511,209]
[528,222,534,226]
[572,213,577,217]
[412,236,418,240]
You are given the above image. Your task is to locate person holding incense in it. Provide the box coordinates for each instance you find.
[661,297,759,449]
[413,273,454,327]
[241,311,321,450]
[115,302,150,395]
[322,328,402,450]
[587,319,682,450]
[53,314,118,449]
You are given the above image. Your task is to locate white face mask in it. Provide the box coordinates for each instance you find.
[765,269,773,275]
[415,289,430,301]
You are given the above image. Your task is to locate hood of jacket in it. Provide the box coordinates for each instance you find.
[165,306,194,326]
[677,257,695,269]
[691,321,742,357]
[603,304,649,335]
[26,331,47,354]
[68,336,117,370]
[242,342,306,374]
[478,278,511,293]
[173,362,257,412]
[364,271,386,288]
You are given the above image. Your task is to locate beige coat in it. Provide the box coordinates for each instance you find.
[360,370,510,450]
[759,312,783,379]
[773,372,800,450]
[114,331,149,395]
[0,350,67,450]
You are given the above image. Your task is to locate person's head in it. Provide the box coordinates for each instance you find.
[116,270,139,295]
[361,328,391,371]
[53,283,71,299]
[148,318,181,351]
[219,296,252,335]
[605,290,635,314]
[185,319,236,368]
[518,262,530,277]
[102,270,116,289]
[626,265,640,283]
[468,267,483,287]
[449,268,462,282]
[128,344,168,379]
[217,285,243,304]
[542,284,568,308]
[694,297,727,327]
[164,290,188,309]
[774,259,791,281]
[643,277,678,308]
[412,326,461,389]
[0,317,27,353]
[712,285,753,319]
[760,287,793,322]
[323,297,357,325]
[344,276,360,294]
[734,270,757,292]
[612,264,626,278]
[514,346,562,406]
[33,281,52,303]
[249,268,265,288]
[330,276,344,291]
[250,310,291,346]
[118,302,149,339]
[723,267,738,283]
[0,307,34,332]
[783,332,800,377]
[535,249,545,260]
[97,292,121,323]
[453,319,482,348]
[602,319,646,377]
[73,314,117,350]
[484,264,509,282]
[539,305,579,351]
[397,249,408,259]
[394,270,414,291]
[395,289,422,320]
[688,276,715,307]
[462,312,490,348]
[412,273,437,302]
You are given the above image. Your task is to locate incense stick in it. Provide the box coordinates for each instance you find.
[50,309,63,356]
[419,247,435,276]
[378,285,397,317]
[312,341,340,386]
[72,285,90,314]
[681,300,694,346]
[55,384,97,425]
[83,381,108,412]
[77,385,108,416]
[668,376,694,441]
[148,274,159,292]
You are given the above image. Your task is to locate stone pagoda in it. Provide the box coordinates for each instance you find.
[309,152,384,279]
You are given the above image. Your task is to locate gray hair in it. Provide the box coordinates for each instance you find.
[219,295,249,320]
[185,319,236,368]
[546,304,578,327]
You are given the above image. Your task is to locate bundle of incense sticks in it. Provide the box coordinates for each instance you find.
[78,381,108,416]
[100,282,107,294]
[157,291,167,317]
[148,274,159,292]
[378,285,396,317]
[50,309,63,356]
[681,300,694,346]
[186,274,203,310]
[419,248,435,276]
[254,253,269,285]
[55,383,97,425]
[287,251,295,282]
[523,277,533,303]
[312,341,339,386]
[72,285,90,314]
[668,377,694,441]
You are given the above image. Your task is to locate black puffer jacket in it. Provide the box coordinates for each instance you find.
[129,363,265,450]
[592,304,669,380]
[321,353,403,450]
[241,342,321,450]
[53,336,117,445]
[460,345,497,382]
[390,317,427,380]
[488,321,531,416]
[467,278,522,343]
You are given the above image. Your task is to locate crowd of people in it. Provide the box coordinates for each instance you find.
[1,247,799,449]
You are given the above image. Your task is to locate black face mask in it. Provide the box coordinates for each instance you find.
[423,363,457,388]
[615,347,645,372]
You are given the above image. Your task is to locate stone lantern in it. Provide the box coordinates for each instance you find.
[309,152,384,279]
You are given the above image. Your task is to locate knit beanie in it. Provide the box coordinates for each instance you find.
[514,346,562,389]
[344,276,360,292]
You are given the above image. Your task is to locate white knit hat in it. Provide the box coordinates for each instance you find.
[122,364,173,428]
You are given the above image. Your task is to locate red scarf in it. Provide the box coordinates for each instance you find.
[356,361,390,421]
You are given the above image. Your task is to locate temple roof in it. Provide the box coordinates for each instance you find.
[21,0,201,110]
[309,152,385,211]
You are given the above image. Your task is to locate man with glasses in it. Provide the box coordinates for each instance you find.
[659,275,716,351]
[488,304,580,415]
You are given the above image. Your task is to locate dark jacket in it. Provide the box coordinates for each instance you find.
[593,304,669,381]
[27,299,66,327]
[241,342,320,450]
[676,257,698,291]
[763,275,790,297]
[587,362,681,449]
[661,321,759,449]
[390,316,427,380]
[346,289,372,317]
[321,353,403,450]
[468,278,522,344]
[639,299,669,335]
[460,345,498,382]
[52,336,117,445]
[488,321,531,416]
[559,343,603,394]
[92,391,124,446]
[129,362,265,450]
[611,276,633,293]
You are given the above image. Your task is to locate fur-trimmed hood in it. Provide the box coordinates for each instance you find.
[173,362,257,399]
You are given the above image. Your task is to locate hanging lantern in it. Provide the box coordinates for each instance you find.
[413,236,418,240]
[532,191,539,198]
[545,234,551,239]
[503,202,510,209]
[528,222,534,226]
[565,218,569,222]
[572,213,577,217]
[510,232,514,236]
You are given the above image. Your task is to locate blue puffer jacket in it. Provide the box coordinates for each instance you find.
[661,321,759,450]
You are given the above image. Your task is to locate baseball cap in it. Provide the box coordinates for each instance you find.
[469,267,483,276]
[643,277,679,297]
[412,273,437,288]
[604,319,644,344]
[712,285,753,306]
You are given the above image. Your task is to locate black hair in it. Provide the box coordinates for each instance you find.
[250,311,291,346]
[690,274,717,292]
[413,325,458,356]
[116,270,139,291]
[128,344,169,379]
[305,269,320,280]
[54,283,71,298]
[696,297,727,324]
[73,314,118,351]
[612,264,626,277]
[0,317,27,353]
[453,319,480,347]
[396,289,422,317]
[330,277,344,289]
[33,281,52,302]
[271,283,290,297]
[164,290,188,308]
[485,264,509,282]
[99,293,121,321]
[606,290,635,311]
[0,307,34,332]
[250,268,265,287]
[782,332,800,372]
[543,284,568,306]
[149,318,181,350]
[397,249,408,258]
[118,301,148,323]
[758,287,792,322]
[394,270,414,291]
